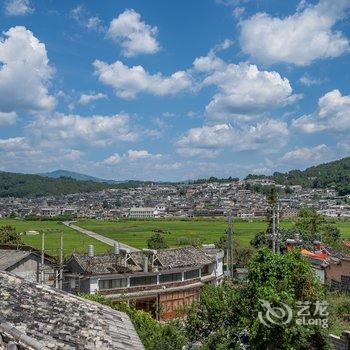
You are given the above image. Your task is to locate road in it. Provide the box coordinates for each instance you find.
[63,221,139,252]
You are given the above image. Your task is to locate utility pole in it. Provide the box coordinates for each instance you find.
[41,231,45,284]
[59,231,64,290]
[227,210,234,279]
[276,201,280,254]
[272,208,276,254]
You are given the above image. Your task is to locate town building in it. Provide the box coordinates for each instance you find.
[0,270,144,349]
[129,207,160,218]
[64,245,224,321]
[0,245,56,286]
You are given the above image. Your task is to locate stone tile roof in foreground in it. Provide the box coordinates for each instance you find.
[0,270,144,350]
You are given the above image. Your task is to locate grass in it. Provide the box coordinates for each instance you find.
[76,218,350,250]
[76,218,280,249]
[0,219,109,257]
[1,217,350,255]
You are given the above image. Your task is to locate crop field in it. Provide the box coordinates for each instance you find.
[0,219,109,257]
[76,218,350,249]
[1,218,350,254]
[76,218,290,249]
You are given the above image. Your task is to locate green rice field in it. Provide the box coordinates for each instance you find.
[1,218,350,255]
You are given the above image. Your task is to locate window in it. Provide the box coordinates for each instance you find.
[99,278,127,290]
[130,275,157,286]
[159,273,182,283]
[184,269,200,280]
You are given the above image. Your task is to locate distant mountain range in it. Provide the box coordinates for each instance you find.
[39,169,119,184]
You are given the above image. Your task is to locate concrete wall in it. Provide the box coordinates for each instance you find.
[325,258,350,291]
[7,255,55,286]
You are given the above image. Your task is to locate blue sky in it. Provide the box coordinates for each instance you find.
[0,0,349,181]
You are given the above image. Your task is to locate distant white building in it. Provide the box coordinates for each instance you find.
[129,207,159,218]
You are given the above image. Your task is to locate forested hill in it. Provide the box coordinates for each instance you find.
[0,172,149,198]
[247,157,350,195]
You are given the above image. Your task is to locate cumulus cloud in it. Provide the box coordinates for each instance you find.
[102,149,161,166]
[197,61,300,121]
[108,9,160,57]
[93,60,192,99]
[240,0,350,65]
[177,119,289,152]
[4,0,33,16]
[0,137,29,150]
[28,112,138,147]
[0,26,55,113]
[282,144,331,164]
[0,111,17,125]
[103,153,122,165]
[79,92,107,105]
[292,90,350,133]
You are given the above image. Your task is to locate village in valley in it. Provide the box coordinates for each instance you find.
[1,0,350,349]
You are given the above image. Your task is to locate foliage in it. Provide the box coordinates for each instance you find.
[147,233,169,249]
[326,290,350,336]
[83,293,186,350]
[0,225,22,244]
[186,249,331,350]
[247,156,350,195]
[191,176,239,184]
[0,171,151,198]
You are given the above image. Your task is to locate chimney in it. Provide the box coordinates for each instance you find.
[87,244,94,257]
[114,242,120,255]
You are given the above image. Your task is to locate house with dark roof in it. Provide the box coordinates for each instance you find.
[64,245,224,321]
[0,270,144,350]
[0,245,56,286]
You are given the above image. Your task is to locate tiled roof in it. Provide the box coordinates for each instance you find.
[70,246,217,275]
[0,270,144,350]
[0,249,31,270]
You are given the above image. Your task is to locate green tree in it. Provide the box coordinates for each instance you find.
[186,249,331,350]
[84,294,186,350]
[147,233,168,249]
[0,225,22,244]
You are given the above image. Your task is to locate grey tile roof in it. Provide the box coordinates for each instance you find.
[70,246,216,276]
[0,270,144,350]
[0,249,31,270]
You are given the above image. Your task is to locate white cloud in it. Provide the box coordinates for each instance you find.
[240,0,350,65]
[198,61,300,121]
[28,112,138,147]
[103,153,122,165]
[4,0,33,16]
[282,144,331,164]
[177,119,289,152]
[127,149,161,160]
[93,60,192,99]
[108,9,160,57]
[0,137,29,150]
[0,26,55,113]
[176,147,220,158]
[79,92,107,105]
[299,74,322,86]
[0,111,17,125]
[70,5,104,32]
[292,89,350,133]
[102,149,161,166]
